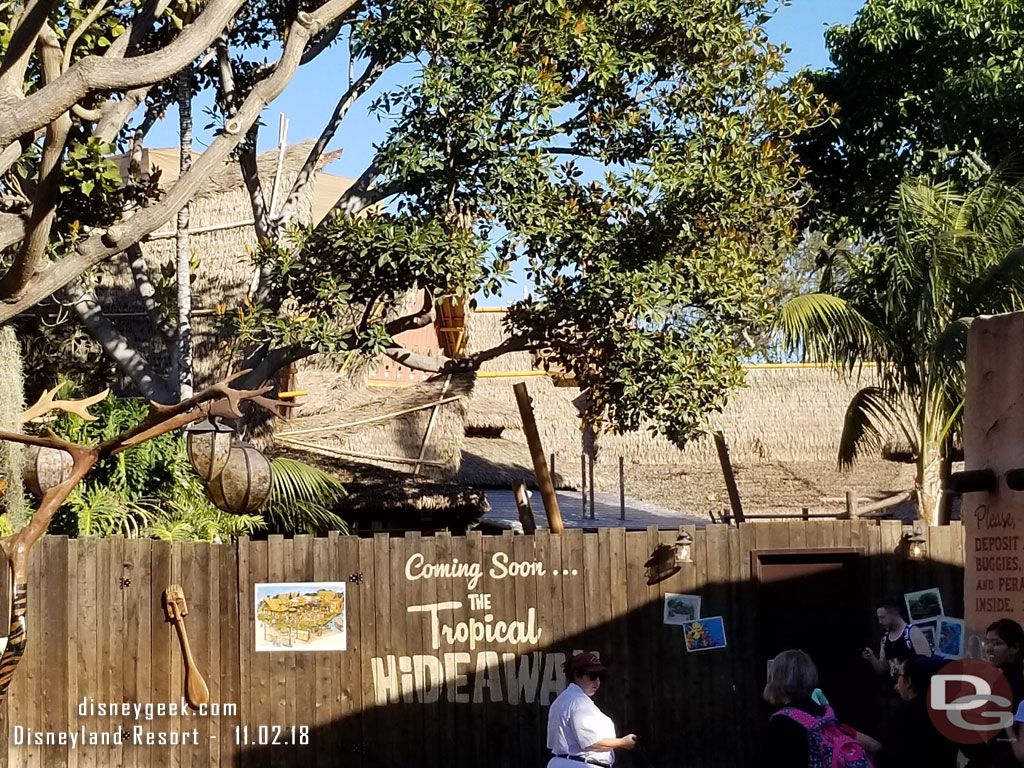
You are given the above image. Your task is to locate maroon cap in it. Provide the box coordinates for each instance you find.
[568,651,607,674]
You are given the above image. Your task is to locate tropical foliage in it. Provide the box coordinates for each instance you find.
[45,392,348,539]
[776,175,1024,523]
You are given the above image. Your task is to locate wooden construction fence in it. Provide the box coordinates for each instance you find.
[0,521,965,767]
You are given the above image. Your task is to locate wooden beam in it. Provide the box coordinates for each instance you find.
[512,382,564,533]
[713,431,744,524]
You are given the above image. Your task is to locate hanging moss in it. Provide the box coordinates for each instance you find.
[0,326,27,533]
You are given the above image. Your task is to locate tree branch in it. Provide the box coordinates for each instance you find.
[275,56,387,229]
[126,244,176,344]
[63,280,174,402]
[384,335,540,373]
[0,0,254,148]
[300,16,346,66]
[0,26,72,300]
[216,36,273,238]
[0,0,360,323]
[0,0,61,97]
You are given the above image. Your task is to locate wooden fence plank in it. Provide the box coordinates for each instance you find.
[371,532,393,768]
[218,540,240,768]
[248,539,269,766]
[291,535,314,763]
[356,535,377,768]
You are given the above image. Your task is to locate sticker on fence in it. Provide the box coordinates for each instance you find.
[255,582,347,652]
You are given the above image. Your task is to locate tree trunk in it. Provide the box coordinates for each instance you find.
[174,69,194,401]
[917,441,944,526]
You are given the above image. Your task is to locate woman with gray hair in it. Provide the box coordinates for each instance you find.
[763,650,872,768]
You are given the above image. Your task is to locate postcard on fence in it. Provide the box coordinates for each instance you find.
[937,617,965,659]
[916,620,937,652]
[255,582,347,652]
[904,588,943,623]
[683,617,726,652]
[664,594,701,625]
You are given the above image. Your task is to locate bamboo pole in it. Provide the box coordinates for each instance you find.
[275,437,448,467]
[277,395,464,437]
[513,382,563,533]
[413,375,452,475]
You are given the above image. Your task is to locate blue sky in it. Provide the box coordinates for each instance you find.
[146,0,867,301]
[150,0,866,167]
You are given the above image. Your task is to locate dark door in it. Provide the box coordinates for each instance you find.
[755,548,877,733]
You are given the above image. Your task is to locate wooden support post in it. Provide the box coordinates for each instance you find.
[619,456,626,521]
[513,483,537,534]
[845,490,857,519]
[581,453,587,518]
[550,453,556,481]
[588,453,596,520]
[713,431,745,524]
[513,383,564,533]
[802,507,810,521]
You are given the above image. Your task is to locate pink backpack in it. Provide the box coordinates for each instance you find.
[772,705,875,768]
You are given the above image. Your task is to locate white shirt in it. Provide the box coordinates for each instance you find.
[546,683,617,767]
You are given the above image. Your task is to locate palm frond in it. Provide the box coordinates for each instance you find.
[837,386,914,469]
[263,458,349,535]
[774,293,882,366]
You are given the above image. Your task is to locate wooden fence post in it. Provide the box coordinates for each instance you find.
[513,382,564,533]
[845,490,858,519]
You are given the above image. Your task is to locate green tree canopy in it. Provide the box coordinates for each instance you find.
[796,0,1024,236]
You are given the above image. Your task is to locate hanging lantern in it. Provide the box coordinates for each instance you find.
[23,445,73,497]
[185,417,235,481]
[674,530,694,566]
[205,443,272,514]
[903,521,927,560]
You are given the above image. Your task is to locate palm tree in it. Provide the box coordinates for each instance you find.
[776,176,1024,524]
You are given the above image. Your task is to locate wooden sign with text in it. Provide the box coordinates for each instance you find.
[964,313,1024,655]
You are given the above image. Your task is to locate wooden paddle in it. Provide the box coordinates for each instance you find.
[162,585,210,709]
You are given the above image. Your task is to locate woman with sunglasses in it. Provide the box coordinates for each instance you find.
[546,652,637,767]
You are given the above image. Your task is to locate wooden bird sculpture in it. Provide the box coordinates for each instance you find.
[161,585,210,710]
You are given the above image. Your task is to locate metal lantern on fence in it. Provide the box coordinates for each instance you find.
[23,444,74,497]
[205,442,273,514]
[185,417,235,481]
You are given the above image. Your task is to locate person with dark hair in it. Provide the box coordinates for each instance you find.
[763,649,871,768]
[964,619,1024,768]
[857,656,958,768]
[987,619,1024,710]
[861,598,931,681]
[546,652,636,767]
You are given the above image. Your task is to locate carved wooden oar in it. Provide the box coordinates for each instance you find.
[162,585,210,709]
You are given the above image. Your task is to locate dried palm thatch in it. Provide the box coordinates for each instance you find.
[275,374,473,480]
[98,142,358,388]
[0,326,26,530]
[465,311,535,373]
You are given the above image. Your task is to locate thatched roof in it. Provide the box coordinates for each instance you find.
[458,436,572,488]
[465,311,535,373]
[276,374,473,479]
[98,142,357,388]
